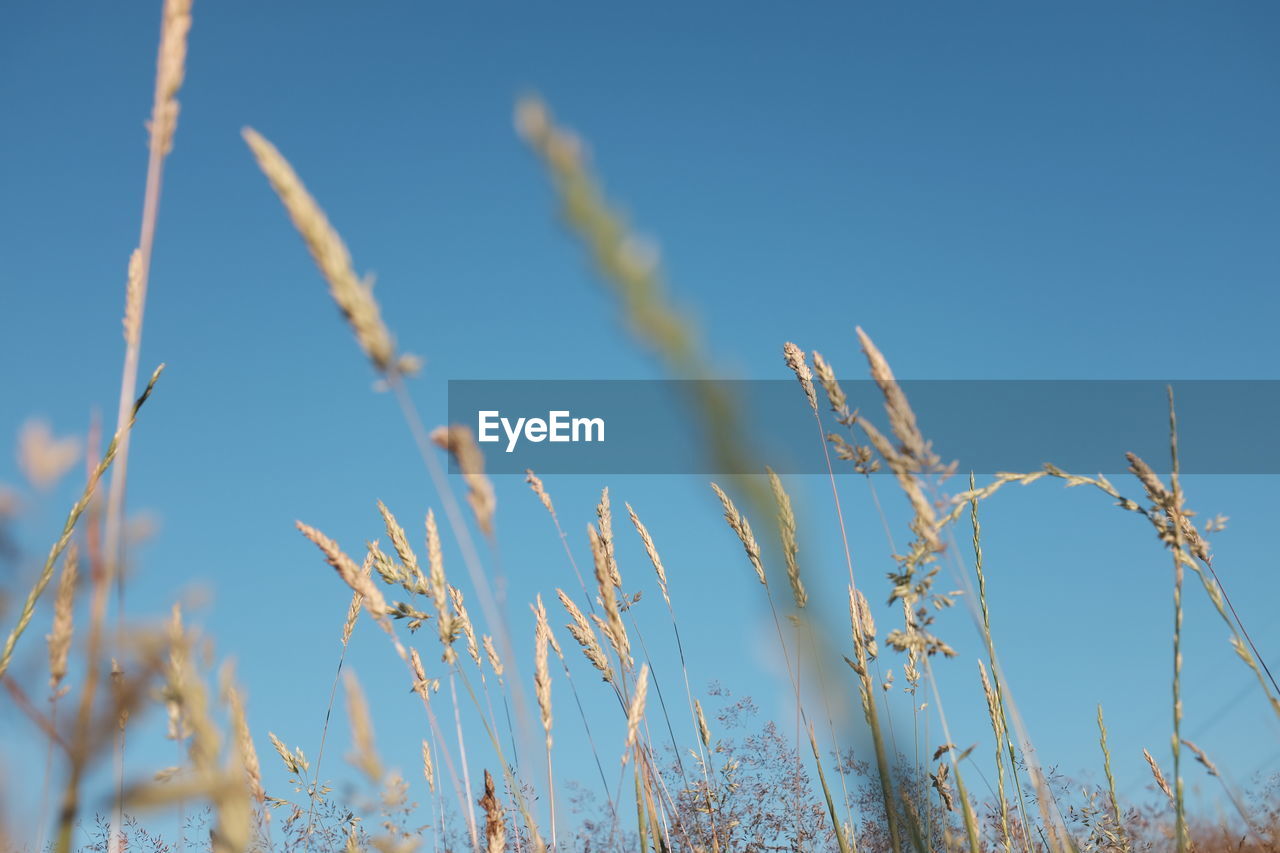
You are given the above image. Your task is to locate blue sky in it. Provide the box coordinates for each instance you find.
[2,0,1279,843]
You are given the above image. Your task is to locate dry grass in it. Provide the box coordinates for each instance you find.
[4,11,1280,853]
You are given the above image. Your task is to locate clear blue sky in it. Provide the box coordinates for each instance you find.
[2,0,1278,843]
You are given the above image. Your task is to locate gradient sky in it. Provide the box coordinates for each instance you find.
[3,1,1279,844]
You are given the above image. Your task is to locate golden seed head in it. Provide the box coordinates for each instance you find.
[783,342,817,413]
[627,502,670,607]
[710,482,765,585]
[242,127,402,373]
[622,664,650,765]
[47,544,78,690]
[767,468,805,608]
[525,469,555,516]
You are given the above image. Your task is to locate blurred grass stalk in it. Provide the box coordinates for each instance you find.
[100,3,193,848]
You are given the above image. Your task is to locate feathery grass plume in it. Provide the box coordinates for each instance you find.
[221,665,265,808]
[849,587,877,659]
[0,365,163,682]
[854,330,947,624]
[47,544,78,692]
[343,671,383,784]
[479,769,506,853]
[483,635,503,677]
[766,468,806,608]
[421,739,435,793]
[625,502,669,607]
[533,615,554,748]
[525,469,555,516]
[241,128,409,375]
[980,662,1012,852]
[296,522,388,618]
[812,348,881,470]
[424,509,457,660]
[163,604,191,742]
[377,500,422,584]
[148,0,193,156]
[430,424,496,537]
[595,488,621,587]
[122,250,144,349]
[268,733,308,777]
[589,524,631,665]
[557,588,612,682]
[515,96,693,371]
[694,699,711,749]
[1180,738,1218,777]
[857,417,942,557]
[855,327,937,472]
[931,762,955,812]
[622,664,650,764]
[1097,705,1129,853]
[1143,748,1174,801]
[450,586,482,667]
[341,573,364,649]
[811,351,850,422]
[368,539,403,588]
[852,332,954,669]
[534,611,557,847]
[782,342,817,413]
[709,482,765,585]
[516,96,766,524]
[409,647,437,698]
[18,420,82,491]
[533,595,562,659]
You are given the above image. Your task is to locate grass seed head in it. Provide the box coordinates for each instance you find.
[783,342,817,413]
[242,128,403,374]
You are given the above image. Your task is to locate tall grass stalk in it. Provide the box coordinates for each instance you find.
[969,475,1035,851]
[1167,388,1188,853]
[923,658,981,853]
[624,501,721,848]
[0,366,164,682]
[980,661,1013,852]
[1097,704,1129,852]
[103,4,192,841]
[303,576,366,838]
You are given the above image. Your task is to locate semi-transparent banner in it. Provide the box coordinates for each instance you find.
[446,380,1277,475]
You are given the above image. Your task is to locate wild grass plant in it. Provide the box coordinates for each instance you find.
[3,4,1280,852]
